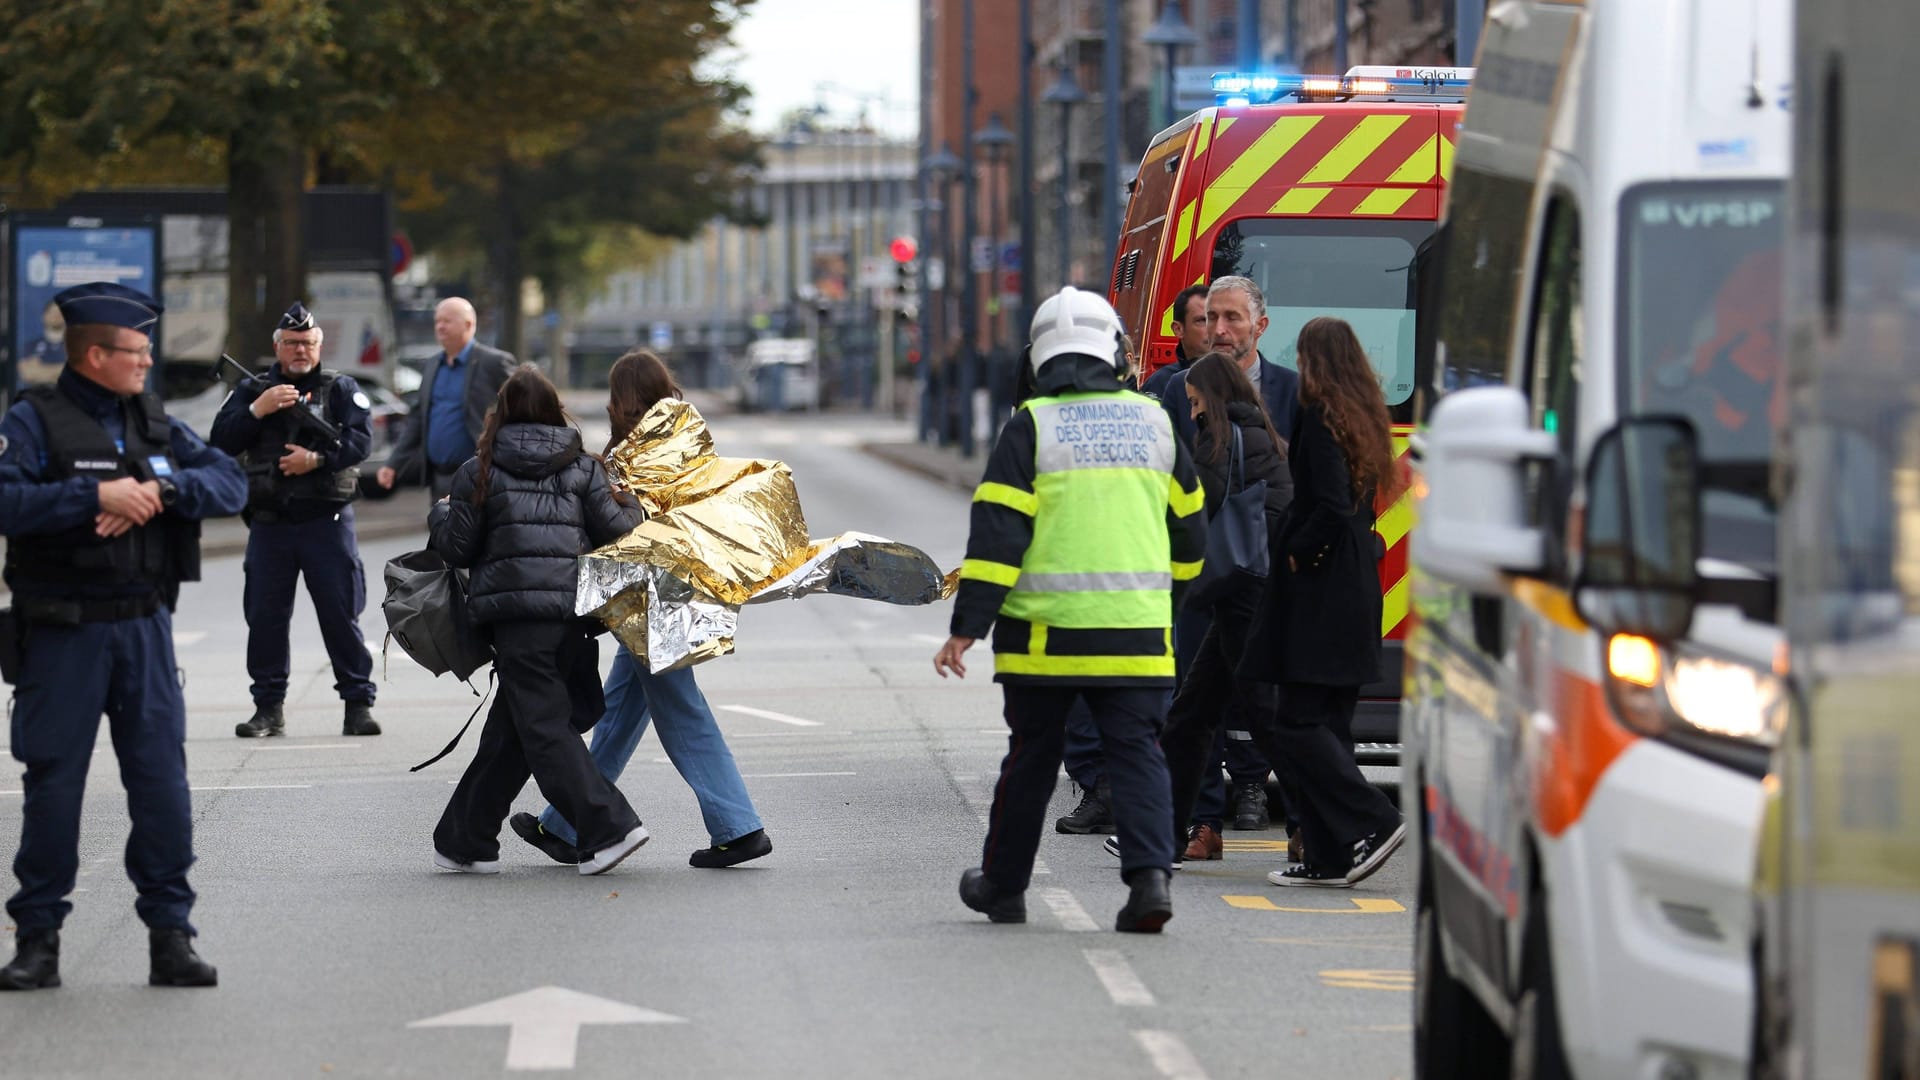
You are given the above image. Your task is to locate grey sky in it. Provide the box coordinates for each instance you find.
[722,0,920,137]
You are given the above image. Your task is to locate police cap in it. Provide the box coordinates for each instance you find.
[51,282,163,335]
[278,302,317,333]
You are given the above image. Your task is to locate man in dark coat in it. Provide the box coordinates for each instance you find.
[1140,283,1213,400]
[375,297,514,500]
[1157,276,1300,445]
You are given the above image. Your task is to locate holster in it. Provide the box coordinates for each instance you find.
[0,609,22,685]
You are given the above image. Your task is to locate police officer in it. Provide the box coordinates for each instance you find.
[210,303,380,738]
[934,286,1208,933]
[0,282,247,990]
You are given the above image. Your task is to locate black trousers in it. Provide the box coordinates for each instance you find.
[434,621,640,860]
[1269,682,1401,871]
[1162,593,1295,851]
[983,684,1175,891]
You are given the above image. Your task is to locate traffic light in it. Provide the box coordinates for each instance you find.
[896,259,916,294]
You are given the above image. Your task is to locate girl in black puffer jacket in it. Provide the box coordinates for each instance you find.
[427,367,649,876]
[1158,351,1299,863]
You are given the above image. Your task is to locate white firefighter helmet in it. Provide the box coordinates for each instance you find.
[1028,286,1124,374]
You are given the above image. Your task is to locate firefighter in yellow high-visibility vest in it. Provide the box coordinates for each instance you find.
[934,286,1208,933]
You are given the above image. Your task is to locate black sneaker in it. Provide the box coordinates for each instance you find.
[1055,779,1115,834]
[1344,821,1407,886]
[1102,834,1183,871]
[1232,782,1270,830]
[689,829,772,868]
[958,869,1026,924]
[234,704,284,738]
[509,812,581,865]
[1267,864,1351,888]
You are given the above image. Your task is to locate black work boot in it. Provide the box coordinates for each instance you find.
[234,703,284,738]
[1115,868,1173,933]
[1233,782,1270,830]
[958,869,1027,924]
[1054,778,1115,834]
[148,928,217,988]
[0,930,60,990]
[342,702,381,737]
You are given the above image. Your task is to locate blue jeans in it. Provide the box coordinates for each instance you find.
[537,647,763,848]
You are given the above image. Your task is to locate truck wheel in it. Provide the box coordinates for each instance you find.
[1511,893,1574,1080]
[1416,845,1510,1076]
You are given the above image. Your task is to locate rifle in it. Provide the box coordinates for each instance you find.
[218,353,342,448]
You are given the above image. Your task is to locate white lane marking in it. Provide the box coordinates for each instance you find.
[191,784,313,792]
[247,744,365,751]
[172,631,207,647]
[1083,949,1156,1007]
[719,705,821,728]
[910,633,947,645]
[738,771,855,779]
[1039,888,1099,932]
[1133,1030,1210,1080]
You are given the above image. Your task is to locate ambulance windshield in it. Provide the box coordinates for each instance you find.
[1621,179,1786,570]
[1211,218,1430,421]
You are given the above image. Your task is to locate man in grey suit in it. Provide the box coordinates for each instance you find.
[376,297,515,501]
[1157,276,1300,445]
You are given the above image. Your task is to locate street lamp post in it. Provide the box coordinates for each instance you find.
[1017,0,1037,351]
[1143,2,1200,130]
[922,144,963,446]
[973,112,1015,426]
[1042,64,1086,295]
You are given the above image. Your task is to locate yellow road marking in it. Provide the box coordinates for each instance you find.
[1223,896,1407,914]
[1299,114,1409,184]
[1353,188,1418,216]
[1320,969,1414,992]
[1197,116,1322,238]
[1221,839,1288,852]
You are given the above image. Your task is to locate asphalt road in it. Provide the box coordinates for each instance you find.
[0,408,1416,1079]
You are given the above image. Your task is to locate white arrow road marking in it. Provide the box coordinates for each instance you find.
[409,986,686,1071]
[719,705,821,727]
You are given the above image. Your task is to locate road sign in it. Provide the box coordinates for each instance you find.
[970,237,995,273]
[857,255,892,289]
[649,321,672,350]
[409,986,687,1070]
[999,242,1021,271]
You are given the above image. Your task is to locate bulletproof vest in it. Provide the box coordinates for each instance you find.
[5,385,200,594]
[240,369,360,512]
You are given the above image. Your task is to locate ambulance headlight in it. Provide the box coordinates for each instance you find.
[1605,636,1784,761]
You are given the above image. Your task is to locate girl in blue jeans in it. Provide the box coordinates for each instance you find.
[509,350,770,868]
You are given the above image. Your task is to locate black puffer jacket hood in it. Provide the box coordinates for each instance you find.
[427,423,644,624]
[1194,400,1293,522]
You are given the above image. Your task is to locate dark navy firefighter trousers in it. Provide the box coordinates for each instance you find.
[8,608,197,933]
[243,507,374,707]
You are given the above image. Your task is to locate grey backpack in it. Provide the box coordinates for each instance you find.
[381,549,492,683]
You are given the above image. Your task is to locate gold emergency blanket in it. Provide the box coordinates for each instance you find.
[575,398,958,672]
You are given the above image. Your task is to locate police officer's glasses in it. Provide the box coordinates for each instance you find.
[99,344,153,358]
[279,339,320,351]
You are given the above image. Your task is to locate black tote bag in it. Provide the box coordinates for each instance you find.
[1187,425,1270,608]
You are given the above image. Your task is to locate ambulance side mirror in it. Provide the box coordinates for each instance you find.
[1412,386,1557,593]
[1573,417,1702,643]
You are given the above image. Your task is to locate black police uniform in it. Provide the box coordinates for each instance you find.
[0,282,248,990]
[208,318,377,737]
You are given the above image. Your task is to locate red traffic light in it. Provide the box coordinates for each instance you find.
[889,236,918,264]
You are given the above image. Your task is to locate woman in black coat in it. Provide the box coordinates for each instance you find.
[1239,317,1406,888]
[427,367,650,877]
[1156,352,1297,862]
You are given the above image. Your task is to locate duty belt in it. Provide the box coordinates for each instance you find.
[15,592,161,625]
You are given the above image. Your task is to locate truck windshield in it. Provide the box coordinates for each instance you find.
[1211,217,1432,422]
[1620,180,1786,571]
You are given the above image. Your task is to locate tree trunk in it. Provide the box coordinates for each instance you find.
[227,130,307,366]
[491,160,527,360]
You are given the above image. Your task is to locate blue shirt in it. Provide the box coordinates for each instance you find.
[426,340,476,468]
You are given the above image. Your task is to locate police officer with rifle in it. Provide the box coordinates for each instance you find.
[0,282,247,990]
[210,303,380,738]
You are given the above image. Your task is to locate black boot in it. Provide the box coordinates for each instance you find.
[148,928,217,988]
[1232,782,1270,830]
[958,869,1026,924]
[1115,868,1173,933]
[342,702,381,737]
[689,829,772,868]
[234,704,284,738]
[1054,778,1115,834]
[0,930,60,990]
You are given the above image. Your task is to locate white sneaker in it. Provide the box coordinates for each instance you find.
[578,825,650,876]
[434,851,500,875]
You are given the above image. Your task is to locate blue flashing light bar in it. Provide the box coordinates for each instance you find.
[1209,71,1472,106]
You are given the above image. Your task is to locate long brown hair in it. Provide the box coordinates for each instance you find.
[1185,351,1284,467]
[604,348,682,456]
[471,365,569,504]
[1295,317,1401,503]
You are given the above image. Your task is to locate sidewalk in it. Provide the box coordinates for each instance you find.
[860,438,987,494]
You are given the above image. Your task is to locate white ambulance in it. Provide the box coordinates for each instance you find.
[1402,0,1791,1077]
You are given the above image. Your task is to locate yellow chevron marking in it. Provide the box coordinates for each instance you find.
[1385,133,1441,184]
[1193,116,1215,159]
[1299,114,1409,184]
[1196,115,1322,238]
[1438,134,1456,182]
[1270,188,1332,215]
[1160,299,1177,337]
[1171,199,1197,260]
[1381,572,1412,636]
[1216,117,1237,139]
[1354,188,1419,216]
[1376,492,1414,551]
